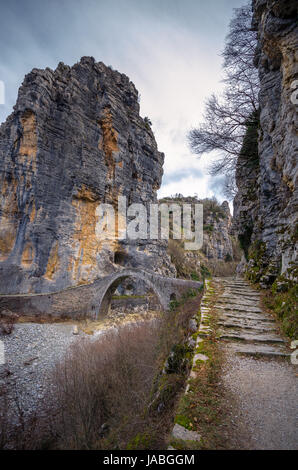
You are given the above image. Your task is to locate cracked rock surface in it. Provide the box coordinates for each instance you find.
[0,56,175,295]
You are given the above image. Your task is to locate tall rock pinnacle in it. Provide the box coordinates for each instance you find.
[0,57,174,294]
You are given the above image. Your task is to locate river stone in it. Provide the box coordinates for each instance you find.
[72,325,79,335]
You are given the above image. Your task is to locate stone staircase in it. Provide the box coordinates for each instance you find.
[215,278,290,359]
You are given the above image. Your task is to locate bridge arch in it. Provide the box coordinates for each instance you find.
[0,268,202,320]
[96,270,167,318]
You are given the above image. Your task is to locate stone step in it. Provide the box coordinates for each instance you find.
[214,278,290,361]
[220,293,260,301]
[222,299,261,307]
[216,296,260,308]
[215,300,262,310]
[226,295,260,302]
[216,309,275,322]
[226,285,258,291]
[227,342,290,359]
[224,282,253,290]
[219,291,259,298]
[219,319,276,331]
[214,304,264,314]
[225,292,260,300]
[227,298,260,303]
[218,320,277,333]
[224,284,257,289]
[219,330,286,345]
[224,286,259,292]
[215,308,266,319]
[222,283,251,288]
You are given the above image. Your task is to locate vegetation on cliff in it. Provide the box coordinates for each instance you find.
[263,266,298,340]
[159,196,241,279]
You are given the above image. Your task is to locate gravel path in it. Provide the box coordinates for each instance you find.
[222,353,298,449]
[214,278,298,450]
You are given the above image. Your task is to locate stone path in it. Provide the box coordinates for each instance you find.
[216,278,290,359]
[214,277,298,449]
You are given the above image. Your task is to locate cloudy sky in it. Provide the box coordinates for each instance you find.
[0,0,245,203]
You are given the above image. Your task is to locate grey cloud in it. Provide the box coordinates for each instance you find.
[209,174,226,197]
[162,167,203,185]
[0,0,244,202]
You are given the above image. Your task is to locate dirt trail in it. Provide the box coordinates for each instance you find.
[214,277,297,450]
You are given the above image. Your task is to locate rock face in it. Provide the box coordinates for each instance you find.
[234,0,298,285]
[202,200,234,261]
[0,57,174,294]
[161,196,235,261]
[160,196,237,279]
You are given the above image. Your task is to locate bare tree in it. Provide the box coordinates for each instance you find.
[189,3,259,199]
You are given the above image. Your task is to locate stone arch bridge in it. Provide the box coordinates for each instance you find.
[0,269,202,320]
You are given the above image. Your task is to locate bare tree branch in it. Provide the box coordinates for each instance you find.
[188,3,260,199]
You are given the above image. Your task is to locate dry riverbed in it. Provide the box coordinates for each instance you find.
[0,309,160,419]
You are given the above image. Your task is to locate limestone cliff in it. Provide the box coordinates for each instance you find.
[160,196,239,279]
[234,0,298,286]
[201,200,234,261]
[0,57,174,294]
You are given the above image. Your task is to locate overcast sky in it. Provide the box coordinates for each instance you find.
[0,0,245,204]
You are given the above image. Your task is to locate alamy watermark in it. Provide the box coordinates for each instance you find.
[0,80,5,105]
[95,196,203,251]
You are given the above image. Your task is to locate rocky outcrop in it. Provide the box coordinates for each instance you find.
[202,200,234,261]
[0,57,174,294]
[161,196,235,261]
[234,0,298,286]
[160,196,238,279]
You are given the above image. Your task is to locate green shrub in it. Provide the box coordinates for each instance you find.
[245,240,267,282]
[200,264,211,279]
[166,344,193,374]
[224,253,232,262]
[184,288,198,299]
[126,432,155,450]
[265,275,298,339]
[191,272,200,281]
[203,224,214,233]
[144,116,152,126]
[201,198,226,222]
[170,299,180,311]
